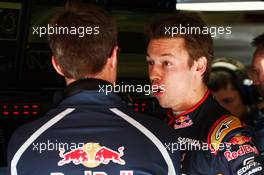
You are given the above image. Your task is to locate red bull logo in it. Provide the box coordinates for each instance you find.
[94,146,125,165]
[51,170,133,175]
[224,144,259,161]
[228,135,252,145]
[58,148,89,166]
[58,143,125,168]
[174,115,193,129]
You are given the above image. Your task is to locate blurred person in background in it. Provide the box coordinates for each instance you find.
[208,58,261,126]
[251,33,264,156]
[251,33,264,98]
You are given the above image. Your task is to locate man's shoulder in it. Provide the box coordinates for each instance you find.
[112,107,174,130]
[8,108,67,155]
[206,115,263,175]
[198,94,231,123]
[207,114,250,152]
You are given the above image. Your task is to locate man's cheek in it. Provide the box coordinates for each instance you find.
[258,86,264,97]
[261,83,264,93]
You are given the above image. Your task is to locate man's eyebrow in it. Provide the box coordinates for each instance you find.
[146,53,175,57]
[160,53,175,57]
[250,66,257,71]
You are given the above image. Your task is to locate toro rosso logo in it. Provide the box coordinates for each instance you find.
[58,143,125,167]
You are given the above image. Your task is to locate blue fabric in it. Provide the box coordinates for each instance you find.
[8,90,181,175]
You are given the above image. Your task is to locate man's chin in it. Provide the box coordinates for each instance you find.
[259,86,264,97]
[157,100,170,109]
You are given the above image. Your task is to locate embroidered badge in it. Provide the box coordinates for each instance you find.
[174,115,193,129]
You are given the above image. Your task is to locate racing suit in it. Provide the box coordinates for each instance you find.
[8,79,181,175]
[166,90,263,175]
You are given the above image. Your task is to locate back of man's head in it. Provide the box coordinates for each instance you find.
[252,33,264,49]
[48,0,118,80]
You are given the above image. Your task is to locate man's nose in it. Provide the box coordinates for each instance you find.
[248,68,260,85]
[252,75,260,85]
[149,65,162,83]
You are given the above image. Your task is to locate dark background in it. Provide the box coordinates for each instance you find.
[0,0,263,169]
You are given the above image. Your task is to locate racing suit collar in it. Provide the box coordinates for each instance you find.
[52,78,114,107]
[167,90,211,126]
[64,78,112,97]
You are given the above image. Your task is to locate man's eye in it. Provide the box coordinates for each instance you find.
[163,61,171,67]
[251,68,259,74]
[255,69,260,74]
[147,60,154,66]
[222,98,233,104]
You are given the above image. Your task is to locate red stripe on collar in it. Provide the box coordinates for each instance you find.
[173,90,211,119]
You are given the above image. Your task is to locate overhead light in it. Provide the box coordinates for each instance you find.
[176,1,264,11]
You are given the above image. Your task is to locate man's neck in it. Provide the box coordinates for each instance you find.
[172,85,208,113]
[65,73,114,86]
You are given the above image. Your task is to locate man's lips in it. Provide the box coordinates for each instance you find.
[151,84,164,97]
[152,91,163,97]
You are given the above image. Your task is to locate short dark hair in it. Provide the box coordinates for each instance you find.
[252,33,264,48]
[48,0,118,79]
[147,12,213,84]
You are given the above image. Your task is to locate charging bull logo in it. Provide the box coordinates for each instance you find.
[228,135,252,145]
[58,148,89,166]
[94,146,125,165]
[58,143,125,168]
[174,115,193,129]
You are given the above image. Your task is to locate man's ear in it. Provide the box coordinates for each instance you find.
[51,56,64,76]
[195,56,207,75]
[108,46,118,68]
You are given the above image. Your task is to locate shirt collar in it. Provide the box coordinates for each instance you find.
[167,90,211,127]
[53,78,124,107]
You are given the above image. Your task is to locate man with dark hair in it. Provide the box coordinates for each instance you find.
[8,1,181,175]
[146,12,263,174]
[251,33,264,157]
[251,33,264,97]
[208,58,252,121]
